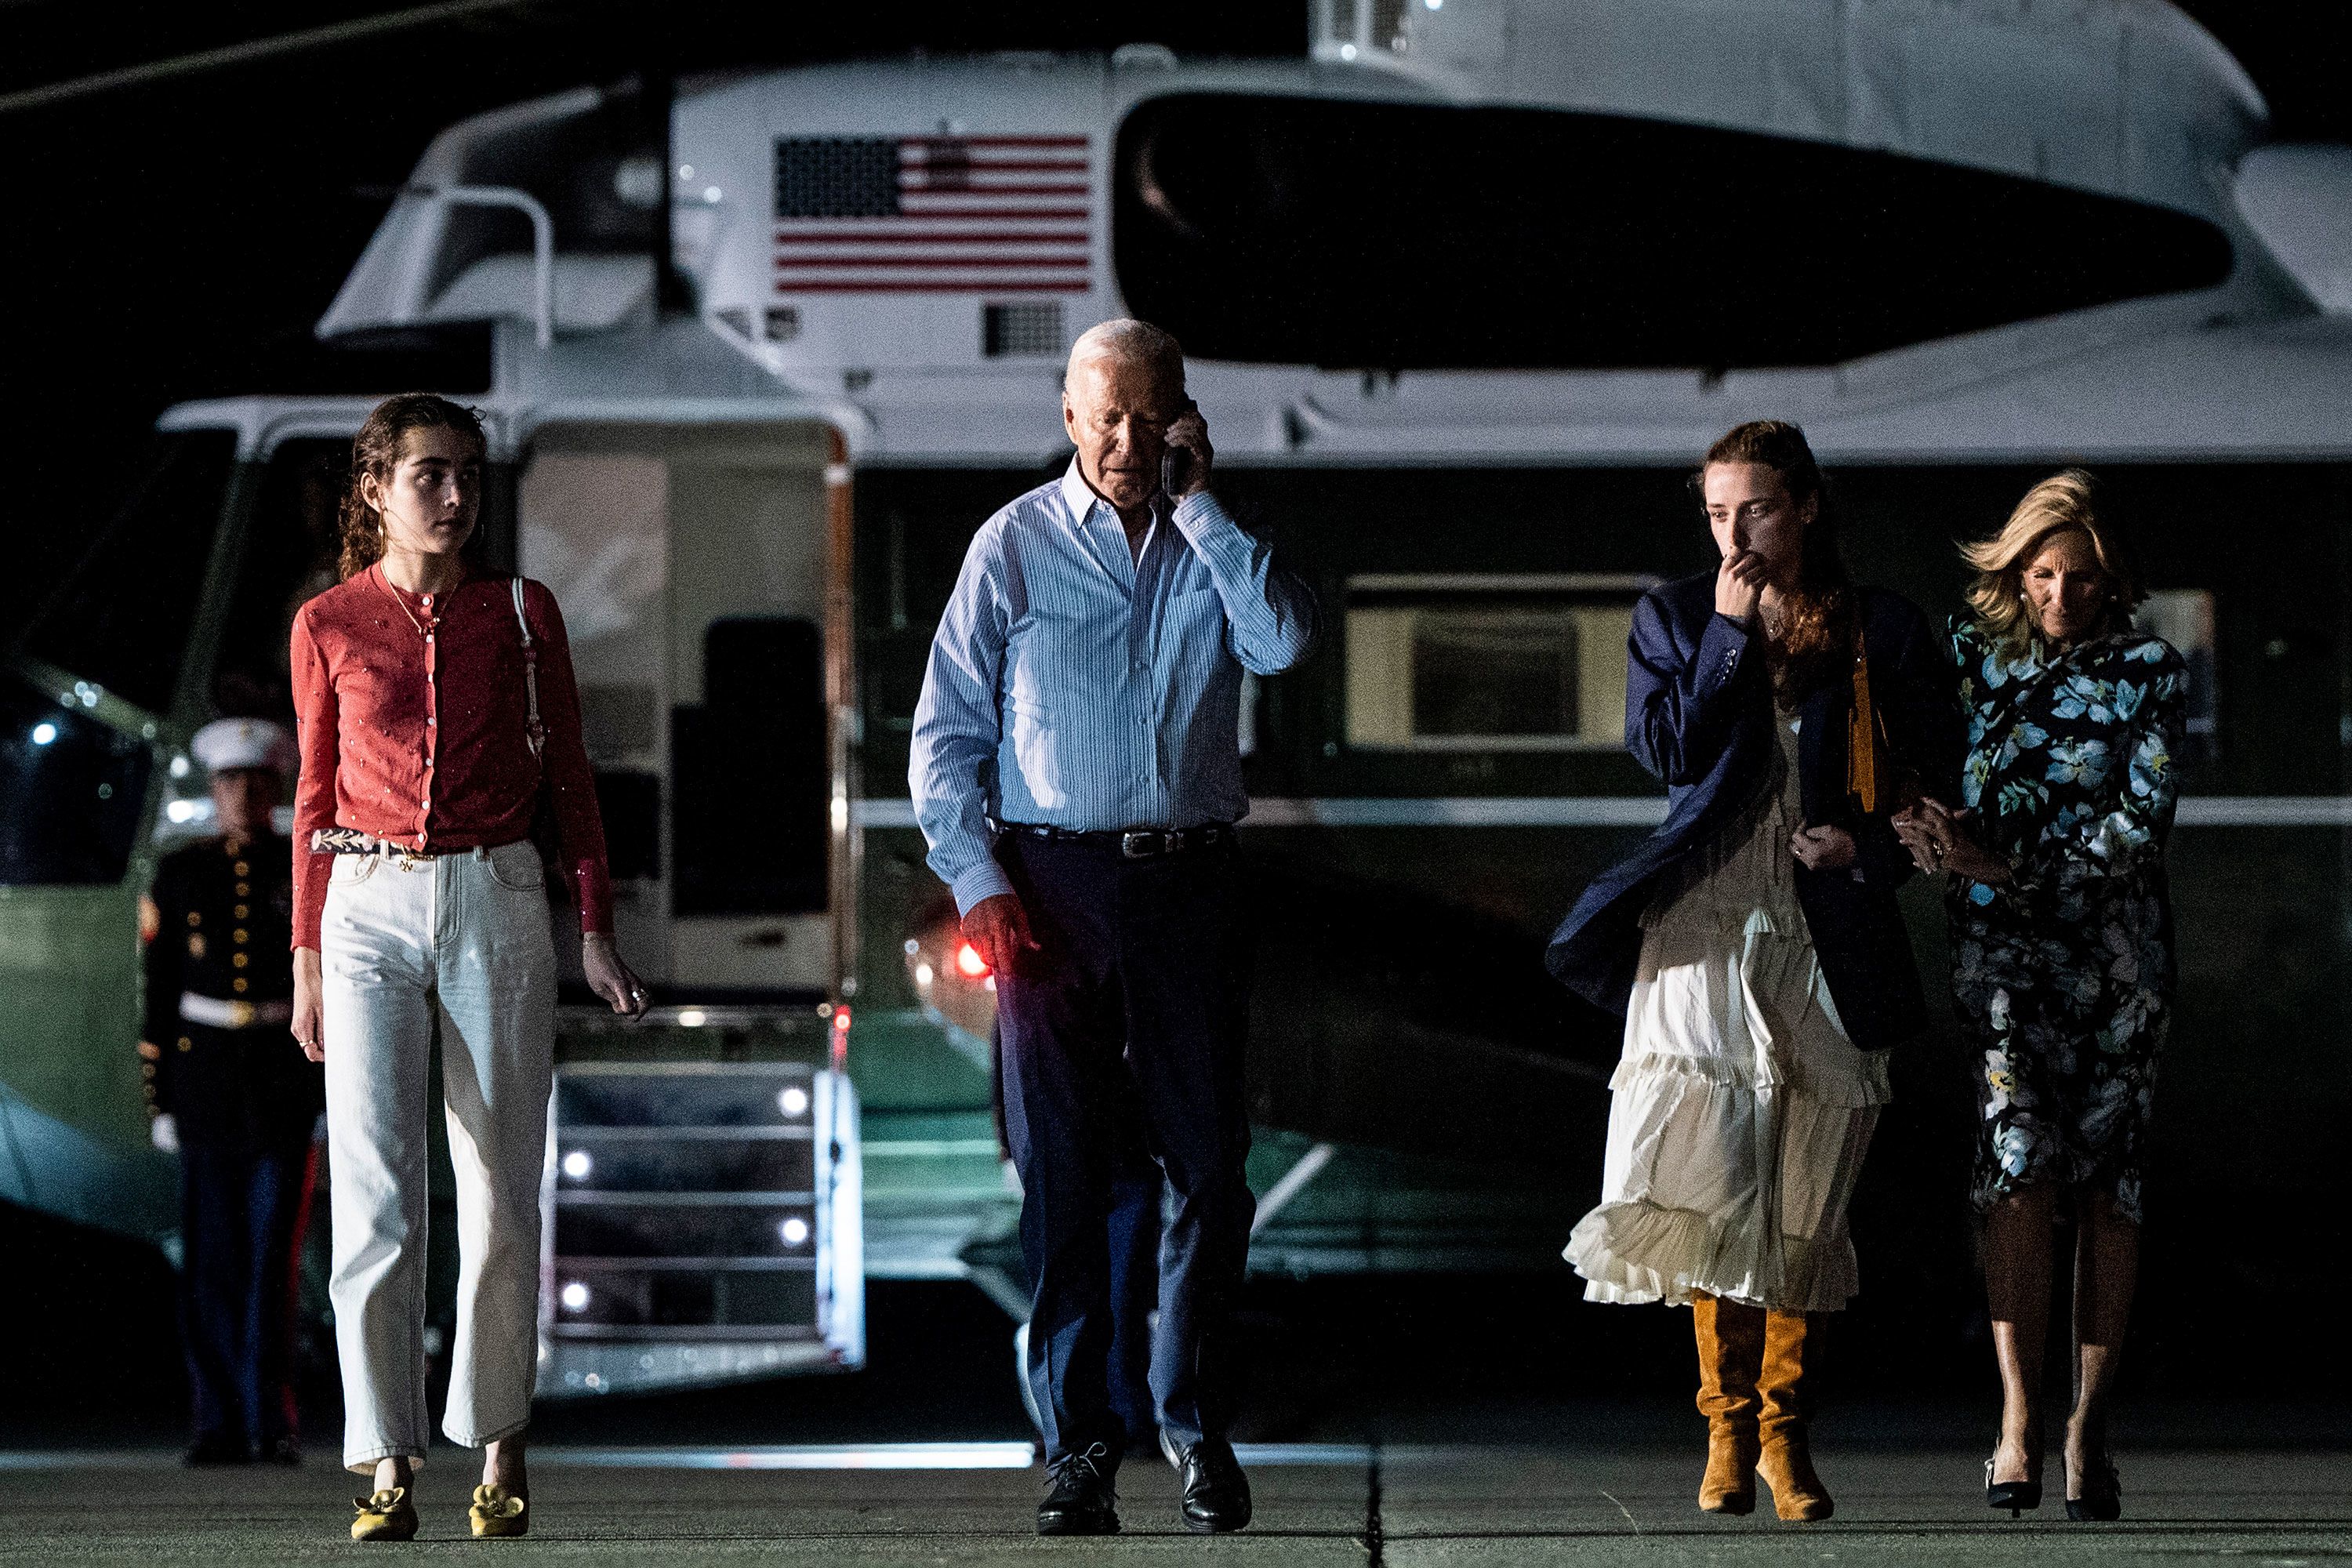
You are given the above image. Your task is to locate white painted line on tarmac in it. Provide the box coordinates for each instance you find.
[0,1443,1044,1472]
[539,1443,1382,1469]
[1235,1443,1377,1465]
[540,1443,1038,1469]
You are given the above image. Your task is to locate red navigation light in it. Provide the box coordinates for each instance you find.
[831,1006,851,1033]
[956,942,991,979]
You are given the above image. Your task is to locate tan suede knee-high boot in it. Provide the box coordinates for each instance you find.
[1757,1309,1834,1522]
[1693,1293,1766,1515]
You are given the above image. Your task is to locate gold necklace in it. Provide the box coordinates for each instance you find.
[375,565,431,639]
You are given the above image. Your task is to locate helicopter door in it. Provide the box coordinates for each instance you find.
[517,423,835,997]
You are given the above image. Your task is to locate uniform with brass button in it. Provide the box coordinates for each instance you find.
[140,717,321,1468]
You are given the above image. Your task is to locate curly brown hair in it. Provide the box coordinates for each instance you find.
[337,393,489,581]
[1699,419,1852,701]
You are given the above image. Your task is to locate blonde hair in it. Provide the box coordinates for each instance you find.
[1962,469,2143,656]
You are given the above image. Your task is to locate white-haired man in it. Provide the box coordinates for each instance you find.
[911,320,1317,1535]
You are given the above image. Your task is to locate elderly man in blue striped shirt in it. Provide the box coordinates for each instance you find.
[910,318,1316,1537]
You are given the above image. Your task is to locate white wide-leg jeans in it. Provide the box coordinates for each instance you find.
[320,840,555,1474]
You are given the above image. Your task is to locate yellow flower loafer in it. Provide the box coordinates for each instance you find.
[350,1486,419,1542]
[469,1483,529,1538]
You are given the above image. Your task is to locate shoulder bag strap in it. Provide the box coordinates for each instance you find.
[1847,626,1879,814]
[512,579,546,760]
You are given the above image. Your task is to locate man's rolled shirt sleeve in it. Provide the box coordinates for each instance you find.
[1169,491,1319,674]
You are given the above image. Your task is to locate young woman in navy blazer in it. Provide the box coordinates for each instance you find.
[1548,420,1958,1523]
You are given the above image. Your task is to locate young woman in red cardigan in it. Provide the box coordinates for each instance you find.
[287,394,646,1541]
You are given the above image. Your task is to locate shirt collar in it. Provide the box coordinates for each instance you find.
[1057,458,1163,531]
[1058,458,1105,527]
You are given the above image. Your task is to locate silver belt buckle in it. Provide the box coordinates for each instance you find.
[1120,830,1162,859]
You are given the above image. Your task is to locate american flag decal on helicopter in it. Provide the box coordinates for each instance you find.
[771,135,1092,294]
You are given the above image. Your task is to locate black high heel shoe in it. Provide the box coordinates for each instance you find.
[1984,1457,2043,1517]
[2065,1456,2122,1522]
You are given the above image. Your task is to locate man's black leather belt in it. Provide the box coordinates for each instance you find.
[999,822,1235,859]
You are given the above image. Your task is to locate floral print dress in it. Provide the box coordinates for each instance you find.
[1947,617,2186,1222]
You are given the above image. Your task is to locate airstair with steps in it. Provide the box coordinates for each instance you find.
[539,1011,862,1397]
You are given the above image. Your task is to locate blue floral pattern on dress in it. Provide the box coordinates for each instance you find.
[1947,616,2185,1223]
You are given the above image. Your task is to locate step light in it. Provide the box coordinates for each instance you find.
[779,1217,811,1247]
[561,1150,592,1179]
[777,1085,810,1118]
[560,1282,590,1312]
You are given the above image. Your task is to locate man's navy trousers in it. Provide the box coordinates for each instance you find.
[994,830,1254,1464]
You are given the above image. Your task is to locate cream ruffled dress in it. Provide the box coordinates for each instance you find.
[1563,715,1891,1312]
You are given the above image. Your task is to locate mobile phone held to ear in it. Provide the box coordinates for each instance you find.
[1161,399,1201,498]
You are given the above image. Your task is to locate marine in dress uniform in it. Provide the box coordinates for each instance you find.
[139,718,324,1465]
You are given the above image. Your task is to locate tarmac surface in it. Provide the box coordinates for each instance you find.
[2,1442,2347,1566]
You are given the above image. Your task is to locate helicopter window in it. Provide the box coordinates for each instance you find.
[16,431,237,716]
[422,90,663,305]
[0,673,151,886]
[673,616,828,914]
[212,440,350,727]
[1113,94,2234,369]
[1344,575,1643,751]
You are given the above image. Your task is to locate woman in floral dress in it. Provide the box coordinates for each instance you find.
[1896,470,2184,1523]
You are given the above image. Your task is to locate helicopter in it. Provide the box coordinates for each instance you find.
[5,0,2347,1397]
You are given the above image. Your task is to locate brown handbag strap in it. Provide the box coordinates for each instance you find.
[1848,627,1880,814]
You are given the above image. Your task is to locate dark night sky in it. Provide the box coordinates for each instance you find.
[2,2,2346,598]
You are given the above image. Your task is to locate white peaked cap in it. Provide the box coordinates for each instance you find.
[192,717,296,779]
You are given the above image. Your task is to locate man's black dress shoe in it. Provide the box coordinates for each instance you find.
[1036,1443,1120,1537]
[1161,1432,1253,1534]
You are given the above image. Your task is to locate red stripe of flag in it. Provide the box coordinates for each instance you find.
[900,183,1089,196]
[895,156,1087,172]
[872,205,1089,220]
[772,230,1090,243]
[774,279,1091,293]
[778,255,1090,270]
[778,252,1091,265]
